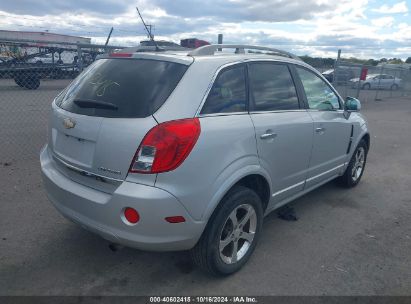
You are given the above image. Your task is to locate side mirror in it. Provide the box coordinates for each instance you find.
[345,97,361,112]
[344,97,361,119]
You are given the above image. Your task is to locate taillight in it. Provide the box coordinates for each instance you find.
[129,118,201,174]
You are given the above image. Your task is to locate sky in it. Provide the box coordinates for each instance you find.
[0,0,410,59]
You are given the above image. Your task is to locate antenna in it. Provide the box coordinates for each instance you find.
[136,6,161,51]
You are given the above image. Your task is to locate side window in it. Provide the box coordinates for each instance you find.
[296,67,340,110]
[249,63,300,111]
[200,65,246,115]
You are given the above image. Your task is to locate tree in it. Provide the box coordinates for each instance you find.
[388,58,403,64]
[365,59,379,66]
[406,57,411,64]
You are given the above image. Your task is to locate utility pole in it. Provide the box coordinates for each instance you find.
[136,6,160,51]
[218,34,223,51]
[333,49,341,85]
[104,27,114,49]
[146,24,154,39]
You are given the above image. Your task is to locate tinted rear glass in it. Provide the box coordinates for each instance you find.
[249,63,299,111]
[200,65,246,115]
[56,59,188,118]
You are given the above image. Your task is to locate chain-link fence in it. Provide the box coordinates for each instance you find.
[0,39,125,162]
[328,60,411,101]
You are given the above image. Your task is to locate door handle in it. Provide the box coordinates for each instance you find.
[315,127,326,133]
[260,132,277,140]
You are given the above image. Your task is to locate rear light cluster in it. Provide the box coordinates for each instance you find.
[129,118,201,174]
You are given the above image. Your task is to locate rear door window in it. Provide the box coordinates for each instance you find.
[56,58,188,118]
[248,63,300,111]
[200,65,247,115]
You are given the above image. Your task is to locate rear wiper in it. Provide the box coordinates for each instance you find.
[73,99,118,110]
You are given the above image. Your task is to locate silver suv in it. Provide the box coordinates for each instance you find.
[40,45,369,275]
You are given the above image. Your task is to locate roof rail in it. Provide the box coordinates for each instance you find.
[188,44,300,60]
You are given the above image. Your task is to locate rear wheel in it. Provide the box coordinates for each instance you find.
[391,84,399,91]
[24,77,40,90]
[14,77,24,88]
[362,83,371,90]
[338,139,368,187]
[190,186,263,276]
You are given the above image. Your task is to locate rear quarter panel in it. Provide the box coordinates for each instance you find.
[154,114,266,221]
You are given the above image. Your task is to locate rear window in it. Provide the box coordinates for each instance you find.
[56,58,188,118]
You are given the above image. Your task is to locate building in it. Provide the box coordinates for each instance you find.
[0,30,91,45]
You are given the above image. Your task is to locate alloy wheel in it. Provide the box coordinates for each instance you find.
[352,147,365,182]
[219,204,257,264]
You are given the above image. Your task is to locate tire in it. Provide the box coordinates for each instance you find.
[190,186,263,276]
[362,83,371,90]
[18,77,40,90]
[391,84,399,91]
[338,139,368,188]
[14,77,25,88]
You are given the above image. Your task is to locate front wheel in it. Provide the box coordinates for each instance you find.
[338,140,368,187]
[190,186,263,276]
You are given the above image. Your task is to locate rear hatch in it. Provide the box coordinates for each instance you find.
[48,56,189,192]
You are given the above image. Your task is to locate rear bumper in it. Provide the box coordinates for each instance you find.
[40,145,205,251]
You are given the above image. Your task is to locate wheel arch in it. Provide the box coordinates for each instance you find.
[349,131,369,159]
[362,133,370,150]
[201,167,272,222]
[232,174,271,212]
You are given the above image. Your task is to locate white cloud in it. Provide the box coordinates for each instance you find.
[372,1,408,14]
[0,0,410,59]
[371,16,395,27]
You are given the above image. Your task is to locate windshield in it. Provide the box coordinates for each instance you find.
[56,58,188,118]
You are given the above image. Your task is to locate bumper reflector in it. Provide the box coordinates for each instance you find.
[124,207,140,224]
[165,216,186,223]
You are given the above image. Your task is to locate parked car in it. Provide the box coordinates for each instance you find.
[127,40,189,52]
[40,44,370,275]
[322,68,357,84]
[0,55,24,67]
[0,56,11,77]
[0,55,12,63]
[350,74,402,90]
[27,53,63,64]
